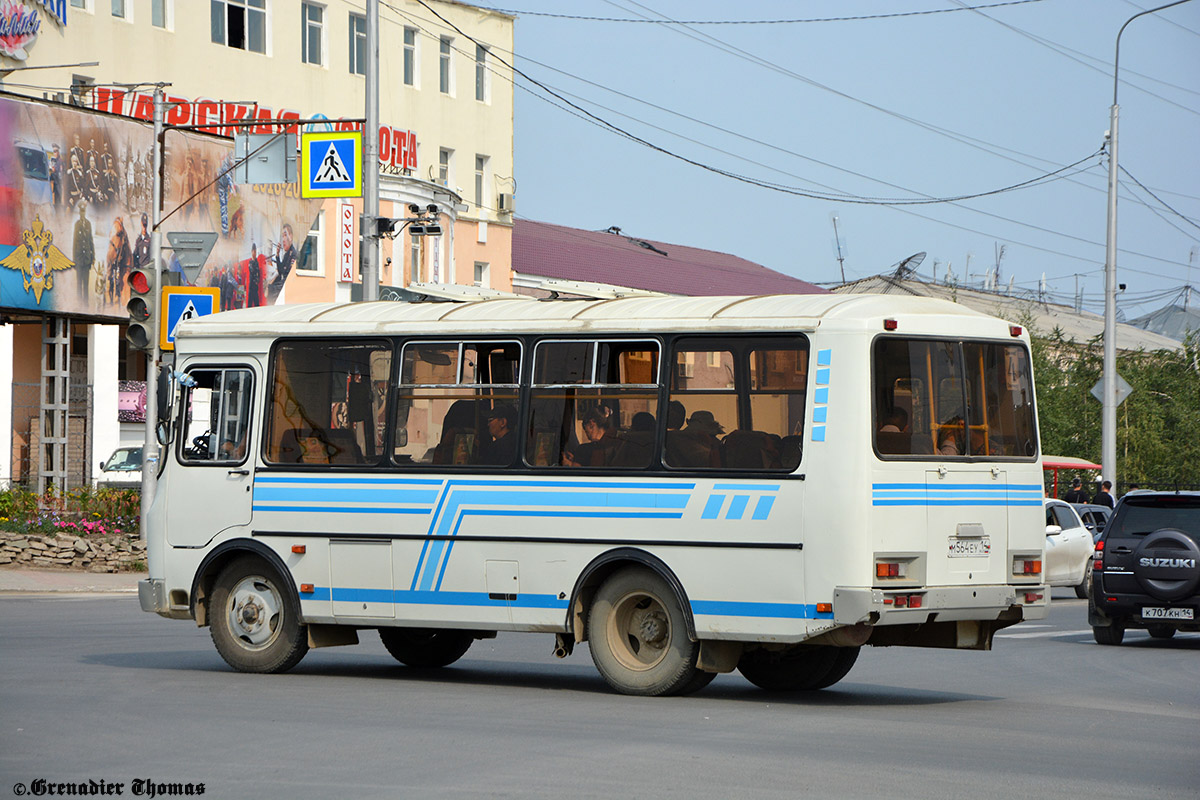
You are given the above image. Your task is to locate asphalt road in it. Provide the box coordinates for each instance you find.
[1,590,1196,800]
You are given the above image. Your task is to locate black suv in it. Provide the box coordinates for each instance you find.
[1090,491,1200,645]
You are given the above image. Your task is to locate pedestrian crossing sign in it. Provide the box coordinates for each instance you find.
[161,286,220,351]
[300,131,363,198]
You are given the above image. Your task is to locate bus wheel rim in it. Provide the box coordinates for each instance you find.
[607,590,671,671]
[228,575,283,650]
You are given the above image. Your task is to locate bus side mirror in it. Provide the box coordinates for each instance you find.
[157,366,172,424]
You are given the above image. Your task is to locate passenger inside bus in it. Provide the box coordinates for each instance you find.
[480,404,518,466]
[563,405,619,467]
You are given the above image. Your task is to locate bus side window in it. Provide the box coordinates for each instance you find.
[179,368,254,465]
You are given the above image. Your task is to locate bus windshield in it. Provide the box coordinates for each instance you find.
[873,337,1037,459]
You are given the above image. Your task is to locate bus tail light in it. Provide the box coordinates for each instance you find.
[888,594,923,609]
[1024,592,1043,603]
[876,561,903,578]
[1009,325,1023,337]
[883,319,898,331]
[1013,558,1041,575]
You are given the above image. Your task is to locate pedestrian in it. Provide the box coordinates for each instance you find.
[1092,480,1115,509]
[1063,477,1088,504]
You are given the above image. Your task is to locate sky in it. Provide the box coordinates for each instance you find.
[488,0,1200,320]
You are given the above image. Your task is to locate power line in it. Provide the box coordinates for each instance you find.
[474,0,1050,25]
[1120,165,1200,232]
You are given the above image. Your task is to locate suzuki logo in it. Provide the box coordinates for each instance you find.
[1139,557,1197,569]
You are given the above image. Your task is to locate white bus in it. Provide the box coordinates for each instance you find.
[139,293,1047,696]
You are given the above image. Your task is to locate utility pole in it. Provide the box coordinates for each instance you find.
[1102,0,1193,488]
[831,215,846,284]
[361,0,381,301]
[140,85,164,541]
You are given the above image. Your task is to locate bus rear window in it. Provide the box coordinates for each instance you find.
[873,338,1036,460]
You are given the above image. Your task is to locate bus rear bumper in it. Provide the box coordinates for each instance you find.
[833,584,1049,627]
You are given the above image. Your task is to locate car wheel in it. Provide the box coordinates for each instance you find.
[1147,625,1176,640]
[1074,568,1092,600]
[1092,623,1124,646]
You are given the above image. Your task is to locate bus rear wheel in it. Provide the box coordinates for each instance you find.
[587,567,704,696]
[209,555,309,673]
[738,644,860,691]
[378,628,474,668]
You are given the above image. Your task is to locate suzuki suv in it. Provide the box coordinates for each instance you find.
[1089,491,1200,644]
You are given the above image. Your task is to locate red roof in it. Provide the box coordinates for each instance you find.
[512,220,826,296]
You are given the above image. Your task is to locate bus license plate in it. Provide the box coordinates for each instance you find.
[1141,607,1193,620]
[948,537,990,558]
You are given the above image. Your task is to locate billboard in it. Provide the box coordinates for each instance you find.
[0,93,323,316]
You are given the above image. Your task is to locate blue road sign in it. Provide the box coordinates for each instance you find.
[161,287,220,351]
[301,131,362,198]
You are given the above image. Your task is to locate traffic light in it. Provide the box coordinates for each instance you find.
[126,264,155,351]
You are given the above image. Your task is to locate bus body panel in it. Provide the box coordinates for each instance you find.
[139,294,1048,673]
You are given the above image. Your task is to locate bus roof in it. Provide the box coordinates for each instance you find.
[176,293,1008,342]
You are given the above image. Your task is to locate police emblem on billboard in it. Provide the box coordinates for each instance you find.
[0,215,74,304]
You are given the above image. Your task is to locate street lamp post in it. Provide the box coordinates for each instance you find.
[1102,0,1193,490]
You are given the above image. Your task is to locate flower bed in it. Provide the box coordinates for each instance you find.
[0,486,143,573]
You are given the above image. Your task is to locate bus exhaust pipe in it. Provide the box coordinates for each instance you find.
[553,633,574,658]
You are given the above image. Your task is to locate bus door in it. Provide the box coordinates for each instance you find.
[926,467,1009,585]
[167,366,256,548]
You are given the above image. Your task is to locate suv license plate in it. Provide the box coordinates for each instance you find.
[948,537,991,558]
[1141,607,1194,621]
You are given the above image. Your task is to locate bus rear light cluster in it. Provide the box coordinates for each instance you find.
[883,594,923,608]
[876,561,905,579]
[1014,558,1042,575]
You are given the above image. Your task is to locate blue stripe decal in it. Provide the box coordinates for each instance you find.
[816,368,830,385]
[753,495,776,520]
[691,600,833,620]
[874,499,1043,507]
[255,487,440,504]
[727,495,749,520]
[701,494,725,520]
[812,426,826,442]
[713,483,780,492]
[814,387,829,404]
[256,476,445,485]
[311,587,568,610]
[817,349,832,367]
[252,505,431,515]
[873,483,1043,491]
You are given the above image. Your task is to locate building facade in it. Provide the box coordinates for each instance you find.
[0,0,515,487]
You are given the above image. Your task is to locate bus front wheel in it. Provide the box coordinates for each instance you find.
[378,628,474,668]
[738,644,860,691]
[587,567,705,696]
[209,555,309,673]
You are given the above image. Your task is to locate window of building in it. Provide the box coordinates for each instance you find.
[394,341,522,467]
[403,27,417,86]
[71,0,89,10]
[296,211,323,275]
[111,0,127,18]
[301,2,323,66]
[69,75,94,107]
[265,340,392,465]
[439,36,453,94]
[151,0,171,28]
[349,12,366,75]
[211,0,266,54]
[438,148,452,187]
[475,44,489,102]
[474,154,488,209]
[410,237,421,282]
[527,341,659,469]
[473,262,488,287]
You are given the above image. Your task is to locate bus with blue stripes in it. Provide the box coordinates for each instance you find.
[138,292,1047,695]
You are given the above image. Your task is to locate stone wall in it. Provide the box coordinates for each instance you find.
[0,530,146,572]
